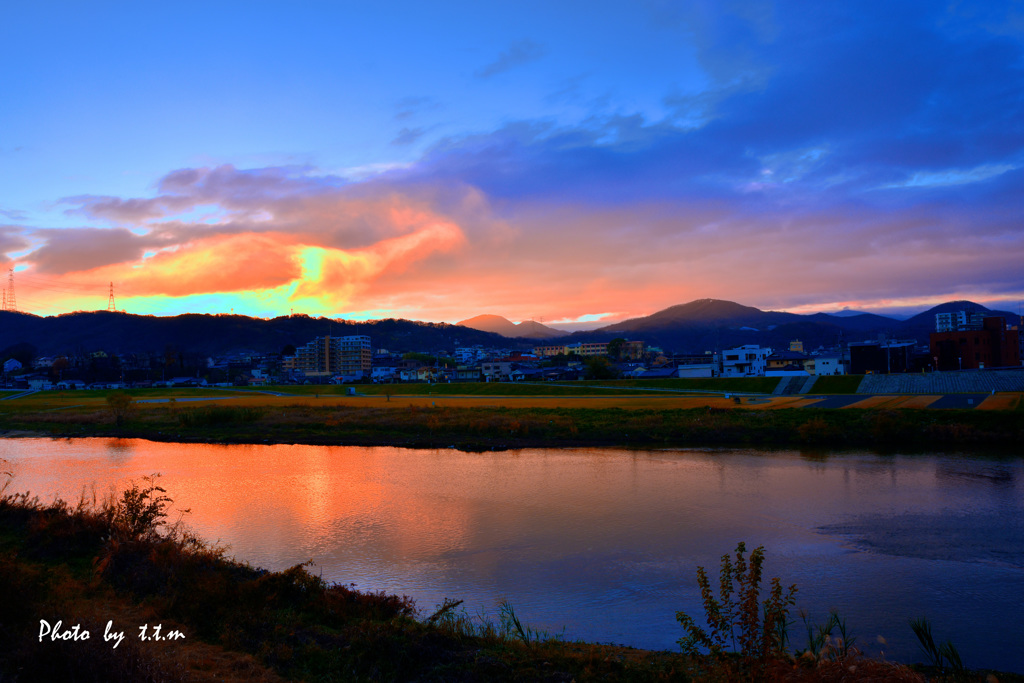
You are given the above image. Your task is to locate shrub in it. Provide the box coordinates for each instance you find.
[177,405,264,427]
[109,474,177,540]
[676,542,797,677]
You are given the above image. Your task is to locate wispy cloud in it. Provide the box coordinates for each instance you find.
[476,39,546,79]
[880,164,1019,189]
[394,96,439,121]
[392,127,429,146]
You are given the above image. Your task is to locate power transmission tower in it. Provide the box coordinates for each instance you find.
[4,269,15,312]
[107,282,117,312]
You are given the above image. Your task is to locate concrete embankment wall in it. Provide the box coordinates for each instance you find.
[855,369,1024,394]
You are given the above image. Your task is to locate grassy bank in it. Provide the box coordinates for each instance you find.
[299,382,692,397]
[3,478,1013,682]
[549,377,781,393]
[2,396,1024,452]
[809,375,865,394]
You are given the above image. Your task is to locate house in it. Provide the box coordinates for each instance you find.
[510,367,544,381]
[674,354,717,378]
[541,367,583,381]
[481,361,512,381]
[677,363,715,378]
[416,366,439,382]
[765,365,810,378]
[3,358,22,374]
[766,350,810,372]
[455,366,481,382]
[371,366,399,382]
[169,377,206,387]
[814,355,847,376]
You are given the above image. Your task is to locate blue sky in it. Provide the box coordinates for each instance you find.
[1,1,1022,323]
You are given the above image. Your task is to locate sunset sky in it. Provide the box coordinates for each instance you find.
[2,1,1022,326]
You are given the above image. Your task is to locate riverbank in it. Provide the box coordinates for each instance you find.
[3,478,1015,682]
[2,396,1024,452]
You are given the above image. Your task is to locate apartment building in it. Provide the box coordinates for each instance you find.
[283,335,372,379]
[935,310,986,333]
[930,317,1021,370]
[533,340,644,359]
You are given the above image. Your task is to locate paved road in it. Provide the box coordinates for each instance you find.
[136,396,239,404]
[801,395,869,409]
[0,390,38,401]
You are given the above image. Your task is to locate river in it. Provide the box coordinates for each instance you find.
[1,438,1021,672]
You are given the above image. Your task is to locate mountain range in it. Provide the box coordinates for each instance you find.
[1,299,1019,359]
[457,298,1020,353]
[585,298,1019,352]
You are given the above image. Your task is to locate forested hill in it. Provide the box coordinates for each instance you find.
[0,311,511,357]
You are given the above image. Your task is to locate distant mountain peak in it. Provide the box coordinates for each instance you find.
[457,314,562,338]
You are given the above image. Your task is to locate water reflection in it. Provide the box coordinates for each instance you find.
[0,438,1021,673]
[936,463,1015,486]
[104,438,136,465]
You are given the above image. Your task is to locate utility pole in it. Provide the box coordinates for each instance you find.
[4,269,15,312]
[107,282,117,312]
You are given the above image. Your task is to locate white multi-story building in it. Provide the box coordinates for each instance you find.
[935,310,985,332]
[719,345,770,377]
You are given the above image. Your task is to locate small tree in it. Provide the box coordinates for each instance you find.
[106,391,135,428]
[584,356,619,380]
[606,337,626,361]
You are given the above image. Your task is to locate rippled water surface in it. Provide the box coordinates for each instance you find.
[2,438,1022,672]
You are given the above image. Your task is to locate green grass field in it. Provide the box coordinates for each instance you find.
[7,387,245,402]
[552,376,781,393]
[244,381,722,397]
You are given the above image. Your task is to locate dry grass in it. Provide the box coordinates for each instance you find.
[976,393,1022,410]
[891,395,943,408]
[840,396,899,409]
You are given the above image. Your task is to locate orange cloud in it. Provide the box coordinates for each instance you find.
[87,232,303,297]
[292,216,466,306]
[20,198,468,317]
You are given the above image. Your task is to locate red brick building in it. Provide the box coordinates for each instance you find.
[929,317,1020,371]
